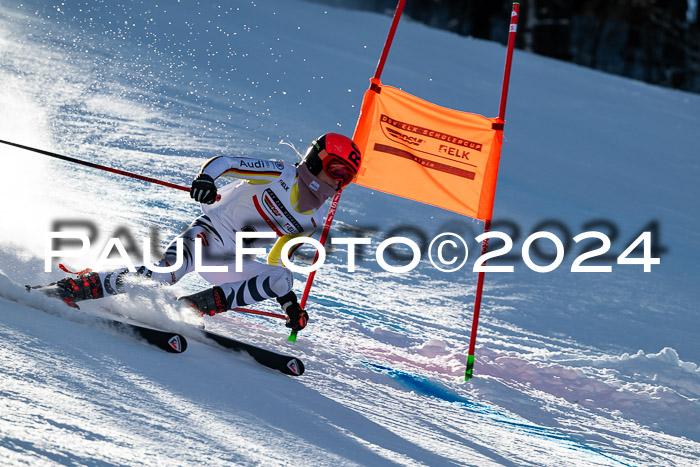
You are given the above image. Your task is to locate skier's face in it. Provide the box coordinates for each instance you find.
[316,150,342,191]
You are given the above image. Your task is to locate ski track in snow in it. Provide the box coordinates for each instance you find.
[1,0,699,465]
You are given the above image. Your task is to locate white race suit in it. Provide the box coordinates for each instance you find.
[98,156,325,309]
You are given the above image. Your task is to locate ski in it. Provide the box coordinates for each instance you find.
[199,329,305,376]
[101,318,187,353]
[21,283,188,354]
[19,280,299,369]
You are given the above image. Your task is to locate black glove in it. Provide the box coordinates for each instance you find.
[277,291,309,331]
[284,303,309,332]
[190,173,217,204]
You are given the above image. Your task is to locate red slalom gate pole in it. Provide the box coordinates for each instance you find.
[0,139,220,201]
[291,190,341,341]
[301,0,406,307]
[299,191,341,310]
[292,0,407,341]
[498,3,520,122]
[465,3,520,381]
[372,0,406,81]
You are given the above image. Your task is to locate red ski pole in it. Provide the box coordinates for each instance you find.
[233,307,287,320]
[0,139,220,201]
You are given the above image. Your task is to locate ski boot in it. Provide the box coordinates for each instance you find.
[179,286,228,316]
[28,272,104,308]
[276,291,308,331]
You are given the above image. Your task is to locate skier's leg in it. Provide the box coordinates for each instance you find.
[180,260,293,315]
[220,262,294,308]
[52,215,232,302]
[100,214,233,295]
[180,260,308,330]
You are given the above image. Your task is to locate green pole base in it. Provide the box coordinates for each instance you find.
[464,354,475,381]
[288,330,298,342]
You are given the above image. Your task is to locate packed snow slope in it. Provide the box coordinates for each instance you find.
[1,0,699,465]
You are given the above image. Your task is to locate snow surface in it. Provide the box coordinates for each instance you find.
[1,0,699,465]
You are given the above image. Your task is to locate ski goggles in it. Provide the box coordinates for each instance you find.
[322,156,357,188]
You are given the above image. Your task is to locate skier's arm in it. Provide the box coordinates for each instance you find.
[200,156,284,183]
[267,232,314,267]
[190,156,284,204]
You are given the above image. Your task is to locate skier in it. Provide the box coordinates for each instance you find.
[45,133,362,332]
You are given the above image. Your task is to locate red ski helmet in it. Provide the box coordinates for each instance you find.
[302,133,362,188]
